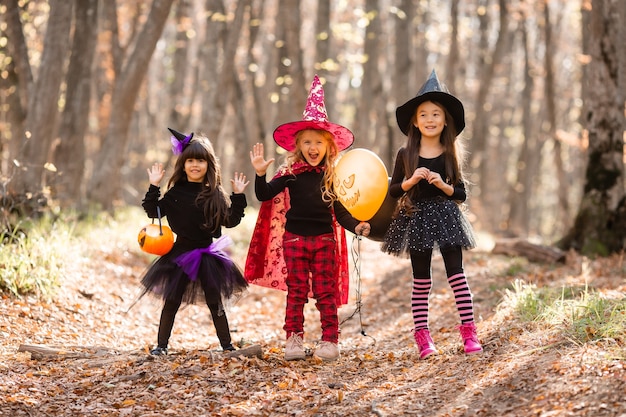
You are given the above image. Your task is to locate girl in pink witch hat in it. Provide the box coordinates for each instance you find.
[245,75,370,362]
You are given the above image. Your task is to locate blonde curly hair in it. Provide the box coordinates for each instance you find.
[284,129,340,205]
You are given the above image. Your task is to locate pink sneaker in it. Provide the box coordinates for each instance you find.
[284,333,306,360]
[458,322,483,355]
[314,341,340,361]
[414,328,437,359]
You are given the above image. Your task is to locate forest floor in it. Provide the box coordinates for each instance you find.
[0,215,625,417]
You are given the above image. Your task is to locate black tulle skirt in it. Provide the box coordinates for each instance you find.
[382,198,476,257]
[138,236,247,305]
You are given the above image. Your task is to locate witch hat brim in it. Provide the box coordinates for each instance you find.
[273,120,354,152]
[395,70,465,135]
[273,75,354,152]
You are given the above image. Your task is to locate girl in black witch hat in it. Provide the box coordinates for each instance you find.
[137,128,249,355]
[383,70,482,359]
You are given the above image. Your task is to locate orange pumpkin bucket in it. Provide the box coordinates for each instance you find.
[138,207,174,255]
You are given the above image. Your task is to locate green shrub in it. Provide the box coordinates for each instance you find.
[0,220,69,298]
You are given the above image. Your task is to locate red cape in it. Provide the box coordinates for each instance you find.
[244,165,350,305]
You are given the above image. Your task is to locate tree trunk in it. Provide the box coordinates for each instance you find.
[168,0,195,131]
[51,0,99,209]
[558,0,626,255]
[445,0,460,92]
[390,0,412,168]
[0,42,26,176]
[9,0,73,199]
[356,0,383,150]
[0,0,29,177]
[244,0,270,146]
[199,0,227,149]
[544,2,569,236]
[87,0,175,211]
[314,0,332,97]
[275,0,306,128]
[469,0,511,231]
[0,0,33,114]
[411,1,428,93]
[246,0,278,181]
[507,14,538,237]
[204,0,250,146]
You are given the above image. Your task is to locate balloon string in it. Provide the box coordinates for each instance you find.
[340,235,376,345]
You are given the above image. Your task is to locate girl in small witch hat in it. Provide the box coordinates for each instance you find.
[245,75,371,362]
[383,69,482,359]
[137,128,249,355]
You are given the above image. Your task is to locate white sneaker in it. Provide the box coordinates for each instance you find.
[285,333,306,360]
[314,341,340,361]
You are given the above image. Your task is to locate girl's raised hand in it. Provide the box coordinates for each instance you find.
[147,163,165,186]
[250,143,275,176]
[231,172,250,194]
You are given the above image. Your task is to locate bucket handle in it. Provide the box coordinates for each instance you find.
[151,206,164,235]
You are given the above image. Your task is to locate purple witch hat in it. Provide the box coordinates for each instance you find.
[169,128,194,155]
[272,75,354,152]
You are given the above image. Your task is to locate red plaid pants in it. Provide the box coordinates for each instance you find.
[282,231,340,343]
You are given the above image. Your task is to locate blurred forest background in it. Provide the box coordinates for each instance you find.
[0,0,624,255]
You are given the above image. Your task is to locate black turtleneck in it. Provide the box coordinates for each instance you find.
[388,148,467,202]
[142,181,247,249]
[255,171,359,236]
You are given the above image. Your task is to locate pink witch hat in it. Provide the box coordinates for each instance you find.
[273,75,354,152]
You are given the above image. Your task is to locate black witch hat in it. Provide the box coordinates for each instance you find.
[395,69,465,136]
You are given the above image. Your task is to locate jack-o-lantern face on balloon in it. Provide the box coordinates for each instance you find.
[334,173,358,207]
[333,148,388,221]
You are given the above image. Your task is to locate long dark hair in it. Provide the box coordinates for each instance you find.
[402,100,466,201]
[168,135,230,234]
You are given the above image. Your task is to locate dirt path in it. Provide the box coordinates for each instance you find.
[1,230,625,416]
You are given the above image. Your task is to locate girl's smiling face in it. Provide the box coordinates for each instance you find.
[414,101,446,139]
[297,130,328,166]
[184,158,208,182]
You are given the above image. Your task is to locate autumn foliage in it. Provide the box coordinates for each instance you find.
[0,208,624,416]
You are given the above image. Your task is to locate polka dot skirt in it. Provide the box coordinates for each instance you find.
[382,198,476,257]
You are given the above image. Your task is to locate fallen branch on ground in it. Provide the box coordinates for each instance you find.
[492,239,566,264]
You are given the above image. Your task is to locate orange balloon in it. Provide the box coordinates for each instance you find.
[334,148,389,221]
[138,224,175,255]
[367,178,398,241]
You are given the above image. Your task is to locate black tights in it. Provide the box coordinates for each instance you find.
[156,280,232,349]
[157,300,232,349]
[409,246,464,278]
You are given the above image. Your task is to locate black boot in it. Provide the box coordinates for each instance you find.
[150,346,168,355]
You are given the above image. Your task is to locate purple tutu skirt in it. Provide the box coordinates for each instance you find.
[382,198,476,257]
[139,236,247,305]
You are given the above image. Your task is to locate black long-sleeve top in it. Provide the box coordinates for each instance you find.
[389,148,467,202]
[142,181,247,248]
[255,170,360,236]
